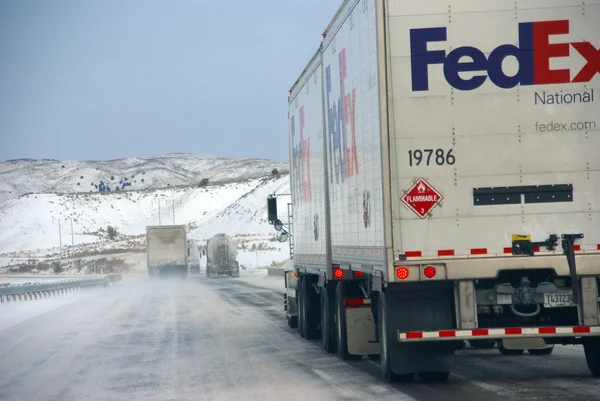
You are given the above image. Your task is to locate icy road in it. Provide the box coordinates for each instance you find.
[0,273,598,401]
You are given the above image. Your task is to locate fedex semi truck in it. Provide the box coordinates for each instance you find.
[275,0,600,382]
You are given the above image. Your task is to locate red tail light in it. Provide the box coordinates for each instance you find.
[353,271,363,278]
[423,266,436,279]
[396,267,409,280]
[333,268,343,279]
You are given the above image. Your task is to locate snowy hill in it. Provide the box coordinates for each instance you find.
[0,153,288,202]
[0,154,292,270]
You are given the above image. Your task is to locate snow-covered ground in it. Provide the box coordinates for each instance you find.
[0,286,108,332]
[236,269,286,292]
[0,154,292,271]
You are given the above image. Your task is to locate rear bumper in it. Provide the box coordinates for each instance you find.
[390,252,600,282]
[398,325,600,342]
[149,266,188,276]
[208,266,239,274]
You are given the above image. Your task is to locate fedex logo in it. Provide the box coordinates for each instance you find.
[291,106,311,203]
[326,48,359,185]
[410,20,600,91]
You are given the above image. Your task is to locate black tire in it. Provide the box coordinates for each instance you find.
[335,281,361,361]
[321,285,336,353]
[298,277,306,338]
[378,291,414,382]
[498,340,524,355]
[287,316,298,329]
[305,278,321,339]
[419,371,451,382]
[469,340,496,349]
[528,346,554,355]
[584,338,600,377]
[299,277,320,339]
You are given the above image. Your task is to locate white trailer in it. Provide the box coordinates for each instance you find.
[146,225,188,278]
[276,0,600,382]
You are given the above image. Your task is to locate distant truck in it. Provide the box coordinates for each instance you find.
[146,225,188,278]
[187,239,201,274]
[205,234,239,278]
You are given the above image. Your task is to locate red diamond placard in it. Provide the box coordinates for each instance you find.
[401,178,443,218]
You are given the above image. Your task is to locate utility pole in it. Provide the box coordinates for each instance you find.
[71,218,74,246]
[158,198,162,225]
[58,219,62,259]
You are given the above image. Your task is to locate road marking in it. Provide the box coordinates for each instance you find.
[4,331,33,351]
[312,368,333,382]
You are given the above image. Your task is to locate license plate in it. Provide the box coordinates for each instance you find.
[543,291,574,308]
[497,294,513,305]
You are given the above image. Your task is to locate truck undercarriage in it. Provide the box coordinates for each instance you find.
[284,249,600,381]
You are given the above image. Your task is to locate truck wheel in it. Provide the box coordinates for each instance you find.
[528,346,554,355]
[469,340,496,349]
[584,338,600,376]
[300,276,320,340]
[321,284,336,353]
[298,277,306,337]
[378,291,414,382]
[498,340,524,355]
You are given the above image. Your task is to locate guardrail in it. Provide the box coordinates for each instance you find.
[104,274,123,283]
[0,278,110,303]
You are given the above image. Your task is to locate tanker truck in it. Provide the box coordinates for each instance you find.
[146,225,188,278]
[205,234,239,278]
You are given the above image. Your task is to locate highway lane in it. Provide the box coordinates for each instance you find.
[0,273,597,401]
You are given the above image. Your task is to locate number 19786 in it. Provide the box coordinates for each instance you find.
[408,149,455,167]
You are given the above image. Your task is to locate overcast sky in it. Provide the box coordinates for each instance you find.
[0,0,341,162]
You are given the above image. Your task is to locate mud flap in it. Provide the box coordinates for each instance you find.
[345,299,380,355]
[388,282,456,374]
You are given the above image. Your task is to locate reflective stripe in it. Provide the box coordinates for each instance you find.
[344,298,371,308]
[402,246,600,259]
[398,326,600,342]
